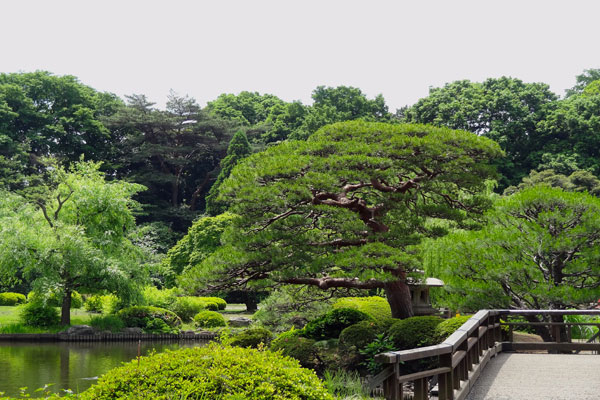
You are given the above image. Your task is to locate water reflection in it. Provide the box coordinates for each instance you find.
[0,341,208,397]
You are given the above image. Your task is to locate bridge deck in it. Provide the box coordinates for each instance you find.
[466,353,600,400]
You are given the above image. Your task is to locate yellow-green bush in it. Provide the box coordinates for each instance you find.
[200,296,227,310]
[193,310,226,328]
[0,292,26,306]
[118,306,182,329]
[80,344,333,400]
[333,296,392,325]
[230,327,273,348]
[28,290,83,309]
[141,286,177,308]
[434,315,471,342]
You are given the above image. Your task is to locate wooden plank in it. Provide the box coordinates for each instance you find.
[443,330,468,350]
[452,350,467,368]
[456,319,480,335]
[367,366,394,390]
[397,367,452,384]
[501,310,600,316]
[396,344,453,362]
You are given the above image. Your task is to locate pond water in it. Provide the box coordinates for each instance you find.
[0,340,209,397]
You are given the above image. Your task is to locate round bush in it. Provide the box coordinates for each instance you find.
[171,297,208,322]
[388,316,444,350]
[230,327,273,348]
[339,320,380,351]
[434,315,471,342]
[118,306,182,329]
[193,310,226,328]
[19,302,60,327]
[303,308,371,340]
[333,296,392,326]
[200,296,227,310]
[270,335,319,370]
[142,286,177,308]
[80,344,333,400]
[0,292,27,306]
[84,295,104,312]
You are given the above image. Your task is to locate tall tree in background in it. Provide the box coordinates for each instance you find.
[403,77,557,187]
[0,161,146,325]
[565,68,600,97]
[205,130,251,216]
[189,121,502,319]
[0,71,121,192]
[105,93,236,232]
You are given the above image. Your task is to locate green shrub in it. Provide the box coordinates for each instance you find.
[271,328,305,348]
[171,296,208,322]
[143,318,178,334]
[388,316,443,350]
[230,327,273,348]
[333,296,392,326]
[89,315,125,333]
[203,301,219,311]
[304,308,371,340]
[434,315,471,342]
[193,310,226,328]
[28,290,83,309]
[200,296,227,310]
[271,335,319,370]
[0,292,27,306]
[118,306,182,329]
[80,343,334,400]
[339,320,380,351]
[19,302,60,327]
[84,294,104,312]
[142,286,177,308]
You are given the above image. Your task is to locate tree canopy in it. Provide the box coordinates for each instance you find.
[426,186,600,340]
[0,161,147,325]
[188,121,502,318]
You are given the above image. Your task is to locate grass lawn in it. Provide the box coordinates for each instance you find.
[0,305,96,333]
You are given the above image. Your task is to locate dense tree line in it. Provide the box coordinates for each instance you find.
[2,69,600,318]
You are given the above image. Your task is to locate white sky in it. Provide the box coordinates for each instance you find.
[2,0,599,110]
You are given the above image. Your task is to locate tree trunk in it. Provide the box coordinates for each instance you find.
[61,289,72,326]
[244,295,258,313]
[384,280,413,319]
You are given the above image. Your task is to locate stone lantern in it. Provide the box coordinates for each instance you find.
[408,277,444,316]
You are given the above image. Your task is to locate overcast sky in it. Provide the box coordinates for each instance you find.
[2,0,599,110]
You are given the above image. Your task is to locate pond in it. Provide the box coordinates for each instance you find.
[0,340,209,397]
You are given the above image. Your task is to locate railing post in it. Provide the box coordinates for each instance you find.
[438,353,454,400]
[383,362,401,400]
[413,377,428,400]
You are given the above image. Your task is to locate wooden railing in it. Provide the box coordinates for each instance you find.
[371,309,600,400]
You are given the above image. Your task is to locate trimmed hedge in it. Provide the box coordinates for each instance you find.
[80,344,334,400]
[388,316,444,350]
[201,296,227,310]
[271,334,319,370]
[434,315,471,342]
[193,310,226,328]
[303,308,371,340]
[0,292,26,306]
[333,297,392,326]
[339,320,380,351]
[230,327,273,348]
[118,306,182,329]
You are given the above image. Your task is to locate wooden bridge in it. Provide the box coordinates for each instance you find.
[372,310,600,400]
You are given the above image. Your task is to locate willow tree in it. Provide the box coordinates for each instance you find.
[193,121,502,318]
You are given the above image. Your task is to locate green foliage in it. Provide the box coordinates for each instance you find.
[193,310,226,328]
[321,369,375,400]
[563,314,600,340]
[504,169,600,196]
[333,297,392,326]
[202,297,227,310]
[205,131,252,216]
[338,320,380,352]
[565,68,600,97]
[304,308,371,341]
[80,343,334,400]
[434,315,471,342]
[403,77,556,187]
[426,187,600,314]
[171,296,210,322]
[195,121,502,319]
[0,292,26,306]
[141,286,177,308]
[19,302,60,328]
[252,287,334,332]
[30,290,83,309]
[270,334,319,370]
[89,314,125,333]
[0,161,147,325]
[387,316,443,350]
[230,327,273,348]
[83,294,119,314]
[118,306,182,329]
[359,333,395,374]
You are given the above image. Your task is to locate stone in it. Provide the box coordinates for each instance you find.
[122,327,143,334]
[228,317,252,327]
[65,325,95,335]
